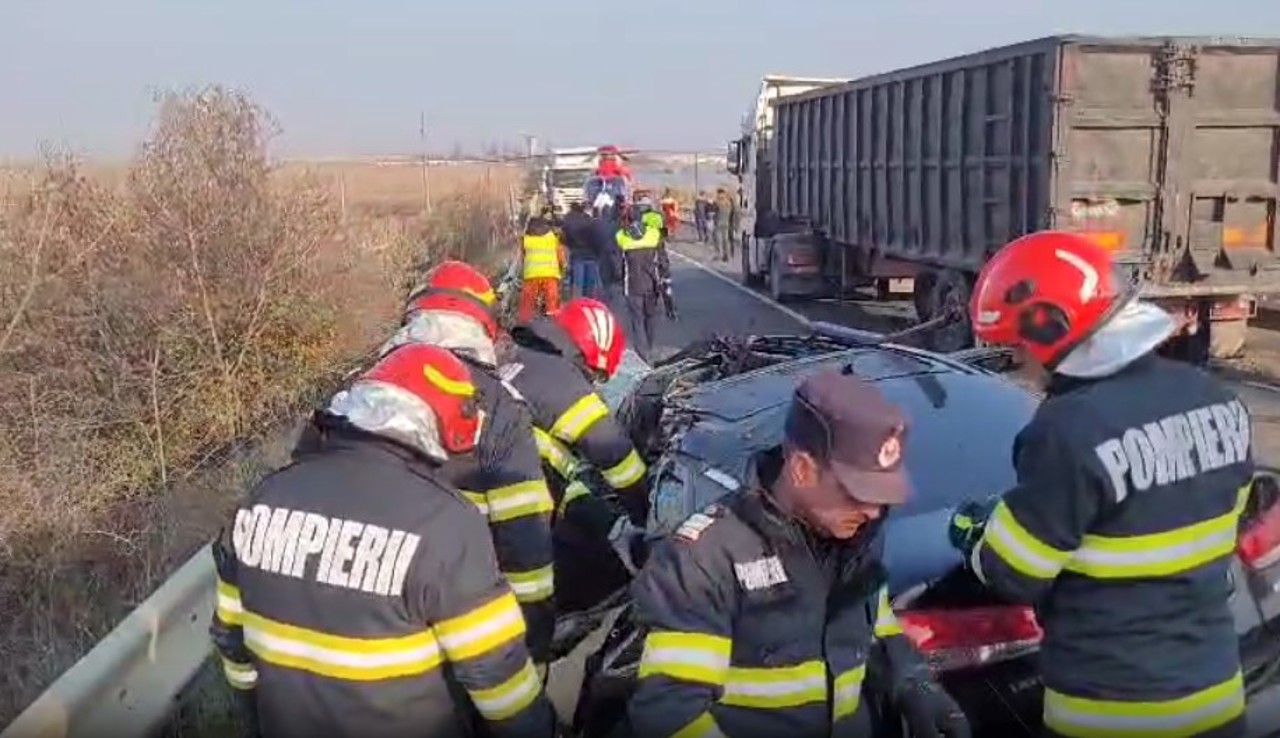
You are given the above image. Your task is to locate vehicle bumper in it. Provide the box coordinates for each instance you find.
[776,271,825,297]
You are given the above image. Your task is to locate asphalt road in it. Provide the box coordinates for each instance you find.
[542,233,1280,733]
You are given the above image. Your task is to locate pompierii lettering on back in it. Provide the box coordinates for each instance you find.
[232,504,421,596]
[1093,400,1251,502]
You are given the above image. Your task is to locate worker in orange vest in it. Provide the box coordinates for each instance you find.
[659,189,680,240]
[518,210,568,323]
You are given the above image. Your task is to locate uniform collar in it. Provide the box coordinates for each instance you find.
[295,411,446,480]
[512,319,591,378]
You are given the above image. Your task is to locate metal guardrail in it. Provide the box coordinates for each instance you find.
[2,547,217,738]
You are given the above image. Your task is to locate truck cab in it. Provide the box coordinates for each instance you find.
[729,75,847,300]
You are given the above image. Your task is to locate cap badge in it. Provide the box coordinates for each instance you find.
[878,435,902,469]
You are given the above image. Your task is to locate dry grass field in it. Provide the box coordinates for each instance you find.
[0,87,526,724]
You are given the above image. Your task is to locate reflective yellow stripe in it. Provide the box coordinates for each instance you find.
[534,427,577,478]
[505,564,555,603]
[241,611,441,681]
[832,664,867,720]
[1063,485,1249,579]
[601,448,647,489]
[523,233,561,279]
[216,578,243,626]
[873,586,903,638]
[559,480,590,517]
[461,490,489,515]
[638,631,732,685]
[468,658,543,721]
[1044,671,1245,738]
[617,226,662,250]
[721,660,827,709]
[220,656,258,690]
[485,480,554,523]
[422,364,475,397]
[550,394,609,443]
[673,711,726,738]
[434,591,526,662]
[983,501,1073,580]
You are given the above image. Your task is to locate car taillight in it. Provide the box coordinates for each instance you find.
[786,252,816,266]
[1239,502,1280,570]
[899,606,1043,672]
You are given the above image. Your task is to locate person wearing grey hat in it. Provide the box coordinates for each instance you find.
[625,367,969,738]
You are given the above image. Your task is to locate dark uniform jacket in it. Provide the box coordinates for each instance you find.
[210,418,555,738]
[616,220,668,299]
[438,355,555,663]
[503,317,649,528]
[972,355,1254,737]
[561,210,597,258]
[628,450,933,738]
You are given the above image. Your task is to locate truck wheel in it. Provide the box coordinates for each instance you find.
[1209,318,1248,360]
[741,236,763,287]
[875,279,892,302]
[913,271,938,322]
[923,269,974,353]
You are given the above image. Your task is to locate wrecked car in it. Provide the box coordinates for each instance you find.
[555,325,1280,737]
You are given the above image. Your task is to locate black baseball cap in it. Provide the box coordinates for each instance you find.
[784,368,911,505]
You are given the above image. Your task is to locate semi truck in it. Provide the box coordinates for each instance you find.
[728,36,1280,359]
[543,146,600,213]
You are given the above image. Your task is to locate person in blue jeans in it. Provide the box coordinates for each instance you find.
[561,201,601,298]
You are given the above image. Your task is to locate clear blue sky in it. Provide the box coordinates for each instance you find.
[3,0,1277,158]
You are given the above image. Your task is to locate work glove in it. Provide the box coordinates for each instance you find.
[947,497,999,558]
[607,515,649,576]
[894,677,971,738]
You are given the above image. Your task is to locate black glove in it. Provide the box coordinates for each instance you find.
[947,496,999,558]
[895,678,971,738]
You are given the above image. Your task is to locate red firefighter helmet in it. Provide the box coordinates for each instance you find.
[360,343,482,455]
[553,297,626,379]
[971,230,1133,368]
[404,260,498,339]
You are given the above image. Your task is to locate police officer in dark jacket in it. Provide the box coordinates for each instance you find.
[210,344,555,738]
[501,297,650,613]
[380,261,557,668]
[628,368,969,738]
[950,231,1255,738]
[616,201,670,363]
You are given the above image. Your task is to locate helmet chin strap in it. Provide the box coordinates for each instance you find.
[1055,299,1176,379]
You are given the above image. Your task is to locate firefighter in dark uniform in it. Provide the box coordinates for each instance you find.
[615,200,670,363]
[948,231,1255,738]
[209,344,556,738]
[379,260,557,670]
[501,297,650,613]
[628,368,968,738]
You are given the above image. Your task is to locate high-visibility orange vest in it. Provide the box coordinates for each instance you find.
[522,232,561,279]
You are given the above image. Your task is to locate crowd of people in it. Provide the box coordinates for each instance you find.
[207,210,1257,738]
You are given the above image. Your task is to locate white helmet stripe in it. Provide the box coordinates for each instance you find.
[1055,248,1099,302]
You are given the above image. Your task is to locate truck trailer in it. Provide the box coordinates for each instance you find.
[728,36,1280,359]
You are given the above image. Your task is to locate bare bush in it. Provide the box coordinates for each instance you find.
[0,86,518,722]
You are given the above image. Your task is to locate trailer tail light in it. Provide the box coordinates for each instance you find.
[786,252,817,266]
[899,606,1043,672]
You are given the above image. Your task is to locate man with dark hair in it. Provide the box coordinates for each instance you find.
[562,200,600,299]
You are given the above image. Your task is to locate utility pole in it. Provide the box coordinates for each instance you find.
[693,152,700,194]
[419,111,433,214]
